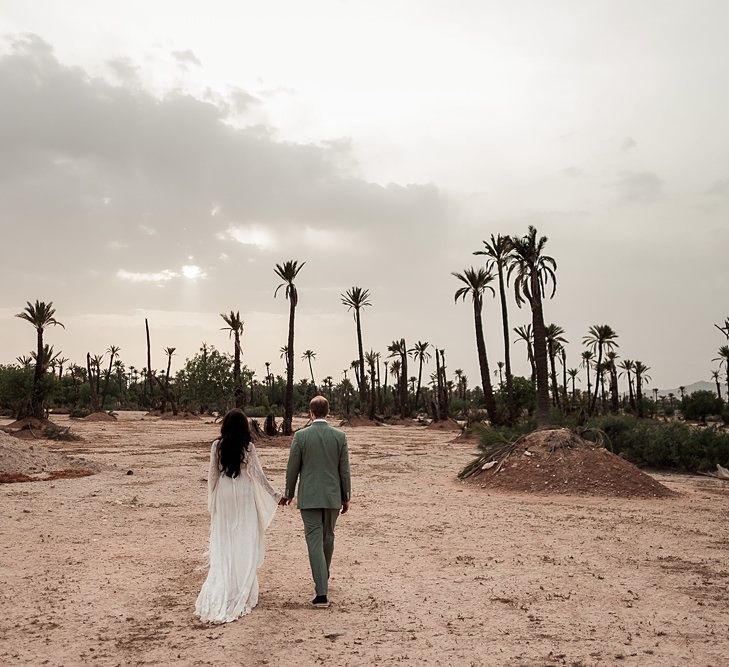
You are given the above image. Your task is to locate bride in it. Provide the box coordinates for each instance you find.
[195,408,283,623]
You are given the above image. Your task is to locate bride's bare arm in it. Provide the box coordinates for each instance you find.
[247,444,283,503]
[207,440,220,512]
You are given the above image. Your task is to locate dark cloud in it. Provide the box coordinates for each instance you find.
[0,34,448,316]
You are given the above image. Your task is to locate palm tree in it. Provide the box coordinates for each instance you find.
[453,267,498,424]
[513,324,536,383]
[634,361,651,418]
[274,260,305,435]
[16,355,32,368]
[545,324,567,410]
[221,311,245,407]
[364,350,378,418]
[409,341,431,411]
[580,350,594,409]
[454,369,464,400]
[567,368,580,402]
[341,287,372,413]
[389,358,401,404]
[605,350,620,413]
[56,356,70,379]
[508,227,557,425]
[31,344,60,373]
[678,385,686,400]
[15,300,65,418]
[713,345,729,400]
[100,345,120,409]
[113,358,125,396]
[387,339,410,417]
[711,369,722,400]
[582,325,619,415]
[494,361,505,388]
[302,349,317,390]
[475,234,515,412]
[618,359,636,411]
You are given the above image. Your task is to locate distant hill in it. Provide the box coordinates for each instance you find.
[656,381,719,398]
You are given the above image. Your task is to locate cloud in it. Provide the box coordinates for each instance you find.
[106,57,139,86]
[222,224,277,250]
[171,49,201,68]
[613,171,663,203]
[621,137,637,152]
[707,179,729,197]
[117,269,180,283]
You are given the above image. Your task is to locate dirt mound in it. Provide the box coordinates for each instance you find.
[0,431,98,483]
[463,428,675,498]
[427,419,462,431]
[339,417,382,427]
[158,412,199,420]
[2,417,54,433]
[84,412,117,422]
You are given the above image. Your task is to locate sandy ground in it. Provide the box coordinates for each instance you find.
[1,413,728,667]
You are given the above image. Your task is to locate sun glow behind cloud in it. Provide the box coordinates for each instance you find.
[222,224,276,250]
[117,265,207,283]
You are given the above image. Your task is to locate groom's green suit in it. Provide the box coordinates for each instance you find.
[285,420,351,597]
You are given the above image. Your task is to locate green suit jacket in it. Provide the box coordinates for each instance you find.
[285,421,351,509]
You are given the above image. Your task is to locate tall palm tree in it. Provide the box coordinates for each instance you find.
[389,358,401,402]
[475,234,515,412]
[454,369,464,399]
[274,260,305,435]
[634,361,651,418]
[387,339,410,417]
[567,368,580,402]
[302,349,317,390]
[582,325,619,415]
[341,287,372,414]
[711,369,722,400]
[453,267,498,424]
[101,345,120,409]
[221,311,245,407]
[494,361,505,388]
[408,340,431,411]
[713,345,729,400]
[618,359,636,410]
[15,300,65,418]
[513,324,535,383]
[580,350,594,409]
[508,227,557,426]
[545,324,567,410]
[605,350,620,413]
[31,344,60,373]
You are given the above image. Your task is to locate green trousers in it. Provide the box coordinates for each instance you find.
[300,508,340,596]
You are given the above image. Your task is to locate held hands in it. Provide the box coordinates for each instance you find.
[278,497,292,506]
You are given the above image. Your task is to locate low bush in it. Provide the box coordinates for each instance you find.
[589,414,729,472]
[680,390,724,422]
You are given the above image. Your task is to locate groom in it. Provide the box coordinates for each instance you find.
[280,395,351,608]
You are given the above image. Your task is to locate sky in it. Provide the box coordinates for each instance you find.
[0,0,728,391]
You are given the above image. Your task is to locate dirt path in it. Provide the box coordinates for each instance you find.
[1,413,728,666]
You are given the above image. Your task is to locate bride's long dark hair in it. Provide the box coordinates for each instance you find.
[217,408,251,478]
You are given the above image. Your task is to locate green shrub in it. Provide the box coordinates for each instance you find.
[681,390,724,421]
[590,414,729,472]
[722,406,729,425]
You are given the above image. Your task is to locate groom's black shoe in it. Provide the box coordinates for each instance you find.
[311,595,330,609]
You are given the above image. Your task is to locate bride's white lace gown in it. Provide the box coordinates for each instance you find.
[195,440,282,623]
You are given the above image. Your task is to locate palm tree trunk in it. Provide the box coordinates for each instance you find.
[101,353,115,410]
[30,328,44,418]
[610,368,619,413]
[627,372,635,409]
[636,375,644,418]
[415,357,424,413]
[530,281,550,426]
[400,346,410,417]
[473,299,498,424]
[308,358,316,390]
[548,343,561,410]
[145,318,153,410]
[234,332,243,408]
[283,298,296,435]
[715,377,722,400]
[87,353,100,412]
[589,346,603,415]
[355,309,367,412]
[496,261,515,417]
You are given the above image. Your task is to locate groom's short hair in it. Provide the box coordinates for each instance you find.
[310,396,329,418]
